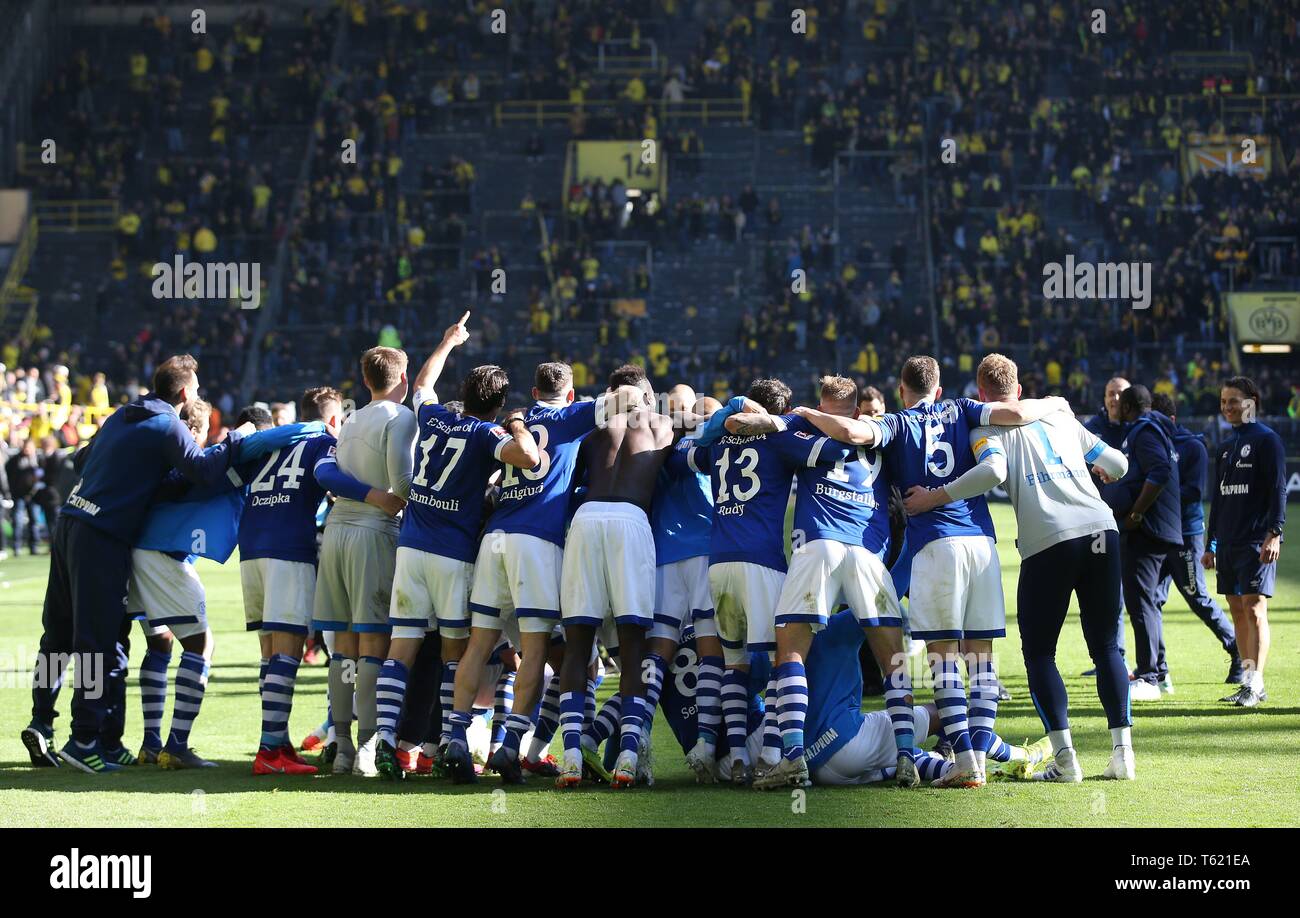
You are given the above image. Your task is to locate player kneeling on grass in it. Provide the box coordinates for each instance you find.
[370,315,540,781]
[903,355,1136,782]
[236,387,397,776]
[130,401,327,769]
[772,610,1050,786]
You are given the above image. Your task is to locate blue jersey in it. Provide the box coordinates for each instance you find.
[486,397,605,547]
[698,416,853,572]
[652,437,714,565]
[788,415,891,555]
[400,402,511,562]
[876,397,996,549]
[804,609,868,770]
[237,433,337,565]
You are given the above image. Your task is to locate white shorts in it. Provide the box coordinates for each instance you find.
[815,706,932,786]
[470,531,564,636]
[709,561,784,666]
[775,539,902,630]
[128,549,207,640]
[390,547,473,641]
[561,502,656,630]
[240,557,316,634]
[908,536,1005,641]
[653,555,712,643]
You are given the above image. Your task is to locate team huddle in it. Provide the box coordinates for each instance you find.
[22,312,1286,792]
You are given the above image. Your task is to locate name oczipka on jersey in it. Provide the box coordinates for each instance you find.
[2,648,104,698]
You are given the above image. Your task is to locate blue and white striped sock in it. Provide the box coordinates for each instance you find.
[987,734,1013,763]
[258,656,269,695]
[527,675,561,760]
[696,655,724,747]
[260,653,301,749]
[447,709,472,749]
[374,659,409,746]
[587,693,622,750]
[916,751,950,782]
[884,668,915,752]
[640,654,667,738]
[438,660,459,746]
[761,675,782,763]
[501,712,531,760]
[560,691,585,755]
[968,655,999,755]
[165,651,209,751]
[933,655,973,755]
[140,649,170,750]
[618,695,646,755]
[721,668,749,755]
[491,670,516,748]
[775,661,808,760]
[583,677,597,731]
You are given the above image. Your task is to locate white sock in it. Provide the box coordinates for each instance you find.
[1250,670,1265,694]
[1111,726,1132,748]
[1048,728,1073,756]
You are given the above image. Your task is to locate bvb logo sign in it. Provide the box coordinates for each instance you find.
[1248,306,1290,340]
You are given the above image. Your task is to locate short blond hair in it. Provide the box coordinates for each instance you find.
[819,375,858,406]
[361,347,408,392]
[180,399,212,438]
[976,353,1019,399]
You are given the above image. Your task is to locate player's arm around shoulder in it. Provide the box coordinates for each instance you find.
[498,409,541,469]
[1073,416,1128,485]
[983,394,1072,427]
[901,426,1007,516]
[790,405,881,446]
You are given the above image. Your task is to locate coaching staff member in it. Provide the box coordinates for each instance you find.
[1203,376,1285,709]
[23,356,244,772]
[1107,385,1182,702]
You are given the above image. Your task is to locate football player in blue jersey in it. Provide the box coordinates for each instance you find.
[746,376,914,791]
[370,314,540,780]
[689,378,859,785]
[795,356,1067,787]
[238,386,404,776]
[445,363,645,783]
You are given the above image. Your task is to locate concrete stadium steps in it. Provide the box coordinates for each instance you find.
[24,233,115,340]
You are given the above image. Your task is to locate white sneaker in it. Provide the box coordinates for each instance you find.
[1033,747,1083,783]
[1159,674,1174,694]
[685,739,716,784]
[353,735,378,777]
[932,750,985,788]
[1102,745,1136,780]
[636,734,654,787]
[611,750,637,789]
[1129,680,1163,702]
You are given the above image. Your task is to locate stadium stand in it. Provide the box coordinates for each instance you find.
[2,0,1297,423]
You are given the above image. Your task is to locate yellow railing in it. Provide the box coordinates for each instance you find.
[14,142,45,176]
[0,215,39,335]
[35,199,120,233]
[495,96,749,127]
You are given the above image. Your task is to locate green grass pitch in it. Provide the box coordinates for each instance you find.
[0,503,1296,827]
